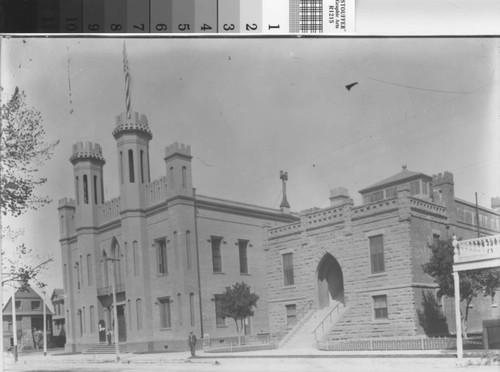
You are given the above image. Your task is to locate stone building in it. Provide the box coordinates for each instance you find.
[264,167,500,345]
[58,110,297,353]
[2,286,53,350]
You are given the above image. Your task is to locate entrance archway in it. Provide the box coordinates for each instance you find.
[317,253,344,308]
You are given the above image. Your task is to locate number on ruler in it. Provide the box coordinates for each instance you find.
[111,24,123,31]
[133,24,145,31]
[155,24,168,31]
[246,23,257,31]
[268,24,280,30]
[201,24,212,31]
[223,24,235,31]
[65,17,78,32]
[88,24,100,31]
[178,24,190,31]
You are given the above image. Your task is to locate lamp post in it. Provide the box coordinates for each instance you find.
[11,285,18,362]
[104,257,120,362]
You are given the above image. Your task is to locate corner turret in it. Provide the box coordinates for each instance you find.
[164,142,193,199]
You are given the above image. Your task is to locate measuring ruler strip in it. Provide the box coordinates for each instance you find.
[0,0,354,34]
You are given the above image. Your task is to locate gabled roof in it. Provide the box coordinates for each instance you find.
[51,288,64,302]
[13,285,42,299]
[2,286,53,315]
[359,167,432,194]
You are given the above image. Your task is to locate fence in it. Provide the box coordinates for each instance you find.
[317,335,482,351]
[204,334,277,353]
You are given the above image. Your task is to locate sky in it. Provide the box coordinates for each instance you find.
[1,36,499,298]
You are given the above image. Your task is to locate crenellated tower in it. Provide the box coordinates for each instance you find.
[112,111,152,210]
[70,141,106,228]
[164,142,193,199]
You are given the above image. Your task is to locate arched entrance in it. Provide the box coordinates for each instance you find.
[317,253,344,308]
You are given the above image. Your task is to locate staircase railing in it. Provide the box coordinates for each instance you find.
[274,299,314,343]
[312,302,342,342]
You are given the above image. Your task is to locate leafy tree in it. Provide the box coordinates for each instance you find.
[1,87,58,288]
[423,238,500,337]
[219,282,259,343]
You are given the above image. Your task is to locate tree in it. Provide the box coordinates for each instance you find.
[219,282,259,344]
[423,238,500,337]
[1,87,58,288]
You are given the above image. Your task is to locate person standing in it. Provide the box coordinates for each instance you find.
[188,331,197,357]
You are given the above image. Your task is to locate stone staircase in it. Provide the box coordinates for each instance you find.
[282,302,346,349]
[82,343,128,354]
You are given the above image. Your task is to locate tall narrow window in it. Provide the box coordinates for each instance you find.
[286,304,297,326]
[140,150,144,183]
[101,177,104,204]
[89,306,95,333]
[128,149,135,183]
[369,235,385,274]
[75,262,81,290]
[82,307,86,333]
[283,253,294,286]
[63,264,67,291]
[169,166,174,185]
[211,237,222,273]
[182,166,187,189]
[173,232,179,268]
[86,254,92,286]
[239,240,248,274]
[127,299,132,329]
[133,241,140,276]
[189,293,195,326]
[432,233,440,247]
[78,310,83,336]
[124,242,128,277]
[177,293,182,325]
[214,294,226,326]
[186,231,192,270]
[83,175,88,204]
[373,295,388,319]
[159,297,171,328]
[136,299,142,330]
[157,238,168,275]
[93,175,98,204]
[75,176,80,204]
[103,252,109,286]
[409,180,420,195]
[120,151,124,184]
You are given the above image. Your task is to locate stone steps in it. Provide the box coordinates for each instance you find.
[82,344,128,354]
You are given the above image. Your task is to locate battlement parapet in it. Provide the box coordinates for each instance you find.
[70,142,106,165]
[112,111,152,140]
[145,176,168,208]
[330,187,349,198]
[352,198,398,220]
[268,221,302,239]
[432,171,454,186]
[304,205,345,230]
[164,142,192,160]
[98,197,121,225]
[492,197,500,210]
[58,197,76,208]
[409,197,447,217]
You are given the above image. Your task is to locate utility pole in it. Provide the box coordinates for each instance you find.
[104,257,120,362]
[42,289,47,356]
[475,192,481,238]
[12,285,18,362]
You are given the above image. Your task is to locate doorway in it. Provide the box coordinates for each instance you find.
[317,253,344,308]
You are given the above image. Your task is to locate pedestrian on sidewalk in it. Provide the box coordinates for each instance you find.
[188,331,197,357]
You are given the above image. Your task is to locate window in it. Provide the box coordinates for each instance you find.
[169,166,174,185]
[186,231,192,270]
[159,297,171,328]
[177,293,182,326]
[136,299,142,330]
[409,180,420,195]
[215,294,226,326]
[182,166,187,189]
[286,304,297,326]
[364,190,383,203]
[15,301,21,310]
[87,254,92,286]
[239,240,248,274]
[75,177,79,204]
[373,295,388,319]
[173,232,179,267]
[83,175,88,204]
[432,233,440,247]
[127,299,132,329]
[211,237,222,273]
[101,177,105,204]
[133,241,140,276]
[124,242,128,277]
[189,293,195,326]
[102,252,109,286]
[140,150,144,183]
[128,149,135,183]
[283,253,294,286]
[120,151,124,184]
[93,175,98,204]
[157,238,168,275]
[78,310,83,336]
[82,306,86,333]
[369,235,384,274]
[75,262,81,289]
[385,187,396,199]
[90,306,95,333]
[31,301,41,310]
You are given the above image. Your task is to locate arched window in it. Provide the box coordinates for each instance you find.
[87,254,92,286]
[102,251,109,287]
[133,241,140,276]
[136,299,142,330]
[83,175,88,204]
[189,293,195,326]
[60,215,64,233]
[93,175,98,204]
[89,306,95,333]
[169,166,174,185]
[182,166,187,189]
[140,150,144,183]
[186,231,191,270]
[127,299,132,329]
[75,176,80,204]
[124,242,128,277]
[101,177,105,204]
[128,149,135,183]
[173,231,179,267]
[120,151,124,184]
[177,293,182,326]
[82,306,86,333]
